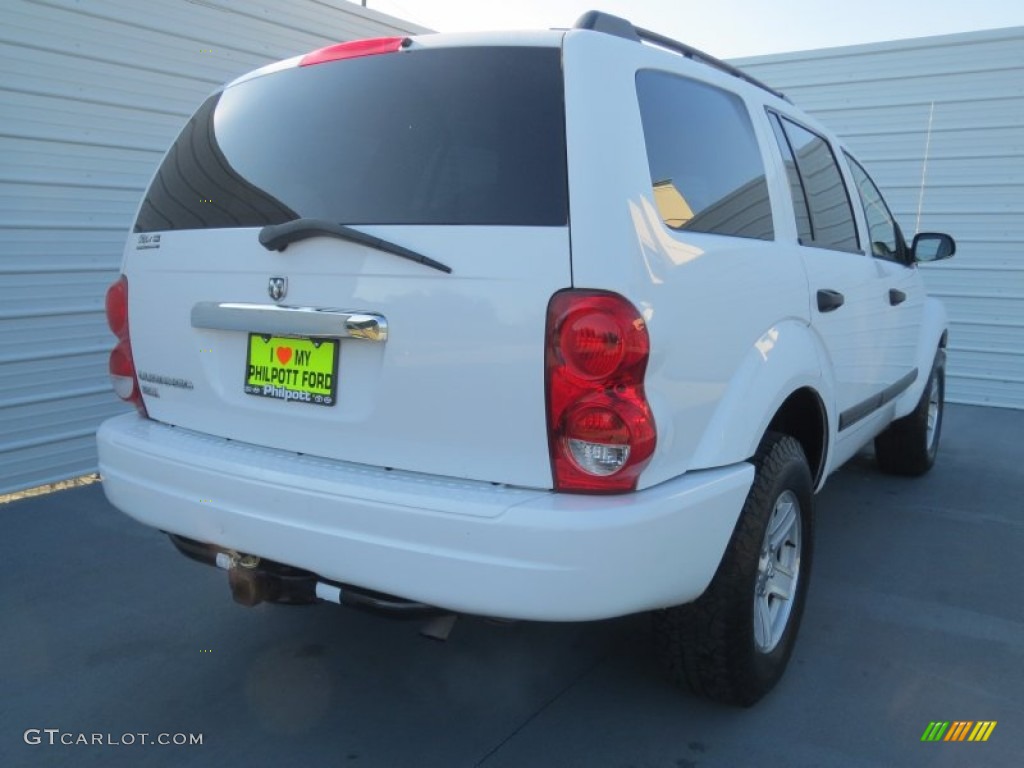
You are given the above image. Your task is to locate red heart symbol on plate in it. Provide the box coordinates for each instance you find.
[276,347,292,365]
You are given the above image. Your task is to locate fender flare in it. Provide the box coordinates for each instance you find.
[689,319,834,480]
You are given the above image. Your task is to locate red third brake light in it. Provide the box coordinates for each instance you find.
[545,290,656,493]
[299,37,409,67]
[104,275,147,417]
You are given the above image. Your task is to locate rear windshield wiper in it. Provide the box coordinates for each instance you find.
[259,219,452,274]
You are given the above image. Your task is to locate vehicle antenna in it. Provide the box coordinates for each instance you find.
[915,101,935,234]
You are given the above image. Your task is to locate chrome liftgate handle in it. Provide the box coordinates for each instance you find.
[190,302,388,343]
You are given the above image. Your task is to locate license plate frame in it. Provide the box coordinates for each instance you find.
[244,334,339,407]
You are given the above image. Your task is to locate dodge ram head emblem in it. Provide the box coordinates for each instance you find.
[268,276,287,302]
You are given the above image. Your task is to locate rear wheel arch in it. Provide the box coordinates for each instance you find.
[765,387,828,488]
[685,321,830,478]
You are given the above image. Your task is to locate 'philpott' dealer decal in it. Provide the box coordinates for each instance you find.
[244,335,338,407]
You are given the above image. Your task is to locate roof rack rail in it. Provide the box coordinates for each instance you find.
[573,10,788,102]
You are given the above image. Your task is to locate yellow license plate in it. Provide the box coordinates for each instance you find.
[244,334,338,407]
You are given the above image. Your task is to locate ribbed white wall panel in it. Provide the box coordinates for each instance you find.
[0,0,427,493]
[734,27,1024,409]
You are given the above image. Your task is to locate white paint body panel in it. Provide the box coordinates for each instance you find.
[561,31,813,487]
[560,30,943,484]
[125,226,569,488]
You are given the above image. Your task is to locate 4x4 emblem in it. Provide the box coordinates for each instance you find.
[268,276,288,302]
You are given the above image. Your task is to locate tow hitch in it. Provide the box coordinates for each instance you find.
[218,553,317,607]
[167,534,453,636]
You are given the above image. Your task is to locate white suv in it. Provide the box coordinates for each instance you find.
[97,11,955,705]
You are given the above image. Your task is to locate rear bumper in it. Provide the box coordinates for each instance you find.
[97,414,753,621]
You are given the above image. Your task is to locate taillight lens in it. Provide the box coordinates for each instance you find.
[105,276,128,338]
[545,290,656,493]
[105,275,147,416]
[299,37,408,67]
[109,339,137,400]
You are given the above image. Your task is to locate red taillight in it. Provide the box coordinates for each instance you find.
[105,275,147,416]
[559,310,625,379]
[105,274,128,338]
[545,290,656,493]
[299,37,408,67]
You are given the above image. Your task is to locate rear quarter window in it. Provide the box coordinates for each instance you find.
[636,70,774,241]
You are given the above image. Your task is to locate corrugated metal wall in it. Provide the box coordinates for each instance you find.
[734,28,1024,409]
[0,0,428,494]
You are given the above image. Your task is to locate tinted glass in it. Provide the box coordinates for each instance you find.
[769,113,813,244]
[846,154,901,260]
[637,70,773,240]
[777,117,859,252]
[135,47,567,232]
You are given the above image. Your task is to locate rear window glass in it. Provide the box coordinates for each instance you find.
[134,47,567,232]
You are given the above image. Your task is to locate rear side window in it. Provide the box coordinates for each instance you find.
[636,70,773,240]
[135,47,567,232]
[770,115,859,252]
[768,114,813,244]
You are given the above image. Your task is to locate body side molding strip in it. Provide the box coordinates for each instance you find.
[839,368,918,431]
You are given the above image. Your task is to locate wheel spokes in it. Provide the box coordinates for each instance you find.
[767,561,795,601]
[768,499,798,551]
[754,595,772,648]
[753,490,803,653]
[926,375,941,447]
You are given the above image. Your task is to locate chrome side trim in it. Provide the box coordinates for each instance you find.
[190,302,388,342]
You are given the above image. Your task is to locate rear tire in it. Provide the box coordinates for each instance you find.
[875,349,945,476]
[653,433,814,706]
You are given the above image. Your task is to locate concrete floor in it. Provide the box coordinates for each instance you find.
[2,404,1022,767]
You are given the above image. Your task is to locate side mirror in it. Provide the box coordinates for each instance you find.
[912,232,955,263]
